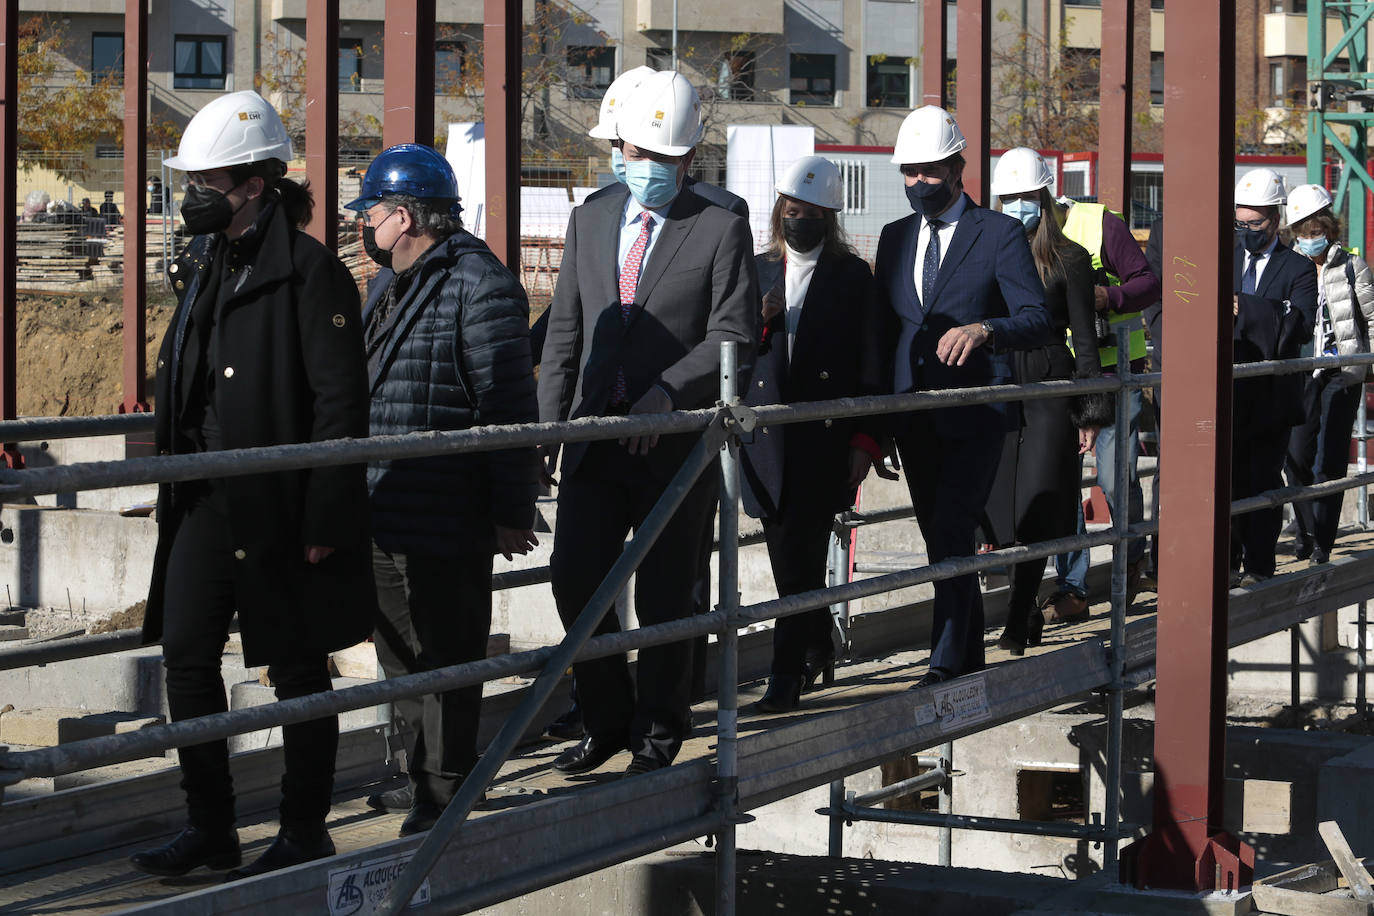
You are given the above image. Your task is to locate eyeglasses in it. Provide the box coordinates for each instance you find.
[899,163,950,180]
[361,206,398,227]
[181,172,233,192]
[1234,217,1270,231]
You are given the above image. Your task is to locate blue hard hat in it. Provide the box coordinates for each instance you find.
[344,143,460,211]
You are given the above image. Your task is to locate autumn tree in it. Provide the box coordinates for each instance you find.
[989,17,1100,152]
[18,16,123,178]
[256,30,382,147]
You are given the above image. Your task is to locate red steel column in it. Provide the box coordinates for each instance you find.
[121,0,149,414]
[1123,0,1255,892]
[483,0,521,270]
[1099,0,1134,219]
[955,0,990,205]
[0,0,17,465]
[382,0,436,147]
[922,0,947,108]
[305,0,340,250]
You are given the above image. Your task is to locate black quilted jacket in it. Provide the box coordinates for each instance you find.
[363,230,538,554]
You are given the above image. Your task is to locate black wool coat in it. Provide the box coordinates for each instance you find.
[740,250,885,520]
[143,203,376,668]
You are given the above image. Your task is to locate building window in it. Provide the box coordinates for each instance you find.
[718,50,756,101]
[567,46,616,99]
[339,39,363,92]
[834,158,869,214]
[1270,61,1285,106]
[867,57,909,108]
[1063,47,1100,101]
[1151,0,1164,7]
[789,53,835,105]
[436,40,465,93]
[1064,0,1102,6]
[1150,51,1163,105]
[173,35,227,90]
[646,46,671,70]
[1131,171,1163,230]
[92,33,123,85]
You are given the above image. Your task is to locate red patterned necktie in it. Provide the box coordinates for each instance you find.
[611,213,655,405]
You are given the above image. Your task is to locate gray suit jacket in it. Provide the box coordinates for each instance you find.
[538,184,759,477]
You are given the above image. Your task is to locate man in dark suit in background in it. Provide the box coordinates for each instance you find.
[1231,168,1317,583]
[538,70,758,776]
[874,105,1053,685]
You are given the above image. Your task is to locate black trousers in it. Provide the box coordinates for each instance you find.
[371,543,493,806]
[762,508,836,677]
[1231,425,1289,578]
[896,422,1004,677]
[550,441,719,767]
[1286,371,1362,553]
[160,485,336,835]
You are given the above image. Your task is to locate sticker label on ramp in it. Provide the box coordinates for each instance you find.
[328,851,432,915]
[914,675,991,731]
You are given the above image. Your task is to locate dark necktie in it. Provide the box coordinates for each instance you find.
[922,218,944,309]
[1241,254,1257,295]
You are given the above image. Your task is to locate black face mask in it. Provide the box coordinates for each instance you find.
[1238,226,1273,255]
[362,226,393,269]
[180,182,247,236]
[904,179,955,218]
[782,217,826,253]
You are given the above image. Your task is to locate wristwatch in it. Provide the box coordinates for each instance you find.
[979,320,996,347]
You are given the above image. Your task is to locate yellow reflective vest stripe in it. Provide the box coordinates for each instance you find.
[1061,202,1148,367]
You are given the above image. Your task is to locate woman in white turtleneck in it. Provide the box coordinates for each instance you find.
[739,156,893,714]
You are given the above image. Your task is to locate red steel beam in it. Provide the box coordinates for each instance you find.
[1123,0,1254,892]
[121,0,148,414]
[382,0,436,148]
[922,0,947,108]
[1098,0,1134,218]
[955,0,990,205]
[0,0,17,465]
[305,0,340,250]
[483,0,521,270]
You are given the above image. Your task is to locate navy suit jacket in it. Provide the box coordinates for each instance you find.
[874,194,1053,438]
[1233,241,1318,433]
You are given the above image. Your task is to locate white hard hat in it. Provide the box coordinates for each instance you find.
[1285,183,1334,226]
[164,90,294,172]
[775,155,844,210]
[1234,167,1287,207]
[616,70,703,157]
[589,66,656,140]
[891,105,967,165]
[991,147,1053,197]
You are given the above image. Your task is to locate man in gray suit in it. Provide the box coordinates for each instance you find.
[538,70,759,776]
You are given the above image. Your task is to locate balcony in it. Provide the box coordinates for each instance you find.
[1263,12,1364,61]
[635,0,782,36]
[270,0,482,25]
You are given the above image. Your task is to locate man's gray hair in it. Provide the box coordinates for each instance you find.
[381,193,464,236]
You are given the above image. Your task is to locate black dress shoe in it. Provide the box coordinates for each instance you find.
[754,674,804,713]
[366,784,413,814]
[910,669,950,690]
[543,704,585,742]
[623,755,667,778]
[399,802,445,837]
[1294,534,1315,561]
[551,734,626,775]
[226,828,335,880]
[130,824,241,877]
[1311,548,1330,566]
[802,648,837,691]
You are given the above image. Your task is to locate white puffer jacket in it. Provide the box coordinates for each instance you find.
[1315,244,1374,386]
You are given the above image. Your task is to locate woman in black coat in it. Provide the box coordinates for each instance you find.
[984,149,1111,654]
[740,156,890,713]
[131,91,373,880]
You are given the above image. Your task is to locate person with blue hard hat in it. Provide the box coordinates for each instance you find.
[347,143,539,836]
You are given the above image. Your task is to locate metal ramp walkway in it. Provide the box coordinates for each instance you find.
[3,534,1370,915]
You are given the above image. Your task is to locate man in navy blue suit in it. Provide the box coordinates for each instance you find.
[1231,168,1317,582]
[874,106,1053,684]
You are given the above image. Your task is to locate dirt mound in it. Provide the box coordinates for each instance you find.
[18,290,175,418]
[88,600,146,635]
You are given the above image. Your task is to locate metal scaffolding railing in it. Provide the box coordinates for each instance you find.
[2,335,1374,913]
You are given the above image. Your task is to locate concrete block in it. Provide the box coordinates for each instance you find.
[16,435,159,512]
[227,676,381,753]
[61,711,165,741]
[0,707,85,746]
[331,641,377,679]
[0,625,28,640]
[52,756,176,791]
[0,608,25,626]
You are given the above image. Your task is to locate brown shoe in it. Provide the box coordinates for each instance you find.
[1044,590,1089,625]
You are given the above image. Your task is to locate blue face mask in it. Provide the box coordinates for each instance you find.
[624,159,682,210]
[1002,199,1042,232]
[1296,235,1330,258]
[611,147,627,185]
